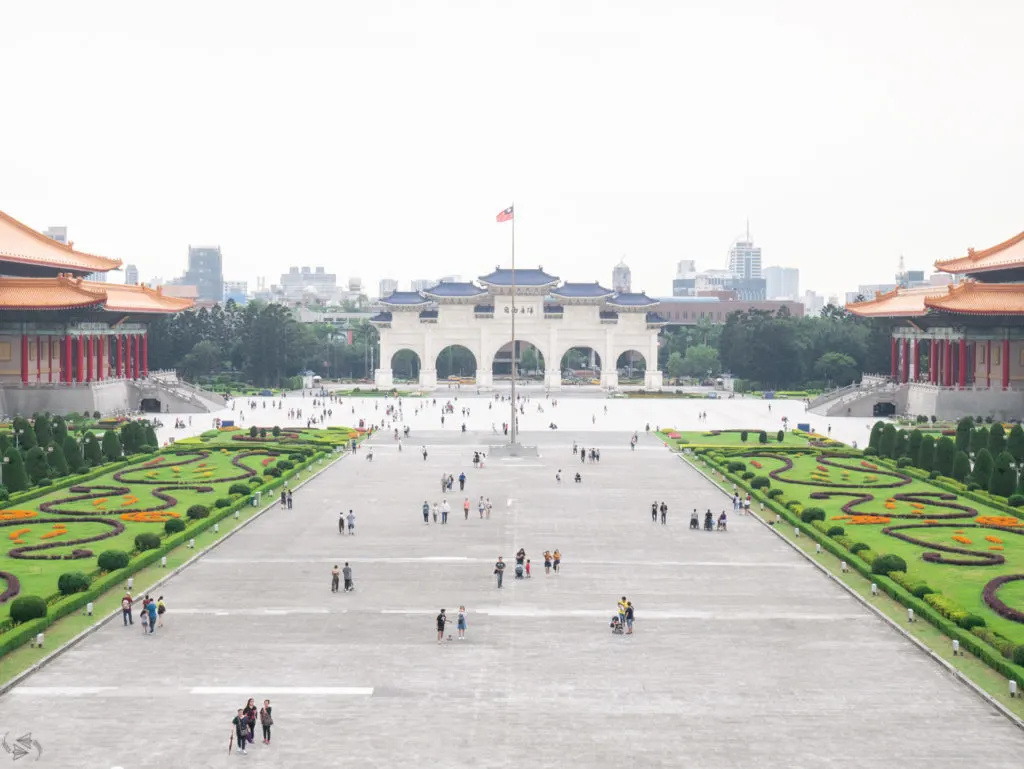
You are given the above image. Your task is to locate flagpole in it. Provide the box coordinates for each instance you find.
[510,202,517,446]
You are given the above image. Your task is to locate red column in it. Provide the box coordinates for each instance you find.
[86,336,94,382]
[1003,338,1011,389]
[97,336,105,381]
[900,338,909,384]
[75,336,84,383]
[142,333,148,377]
[890,337,898,378]
[987,339,992,387]
[929,339,936,383]
[35,336,41,382]
[131,335,138,379]
[47,336,53,383]
[20,335,28,385]
[63,335,71,383]
[125,334,132,379]
[115,334,123,377]
[910,339,917,382]
[958,338,967,388]
[943,339,952,386]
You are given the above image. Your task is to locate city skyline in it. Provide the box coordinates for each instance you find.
[2,2,1021,302]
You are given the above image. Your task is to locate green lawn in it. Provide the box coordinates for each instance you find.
[725,450,1024,645]
[657,428,816,448]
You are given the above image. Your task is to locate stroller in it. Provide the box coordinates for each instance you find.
[515,563,524,579]
[610,616,624,635]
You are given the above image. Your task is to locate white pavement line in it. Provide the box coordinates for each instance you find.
[377,608,861,620]
[12,686,116,696]
[170,608,333,616]
[202,556,811,568]
[190,686,373,696]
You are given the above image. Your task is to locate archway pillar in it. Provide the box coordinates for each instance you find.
[601,330,617,389]
[419,330,437,388]
[544,368,561,391]
[375,343,394,389]
[644,330,663,389]
[419,368,438,388]
[475,327,493,388]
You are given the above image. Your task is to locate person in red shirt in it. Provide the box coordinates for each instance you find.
[121,593,133,626]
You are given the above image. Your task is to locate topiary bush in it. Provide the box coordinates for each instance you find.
[800,507,825,523]
[276,460,294,471]
[741,471,755,480]
[10,595,47,623]
[758,431,767,443]
[750,476,770,490]
[97,550,130,571]
[959,614,986,631]
[57,572,90,596]
[165,518,186,535]
[1008,494,1024,508]
[740,431,748,442]
[863,447,878,456]
[826,525,845,536]
[272,425,282,437]
[766,488,784,499]
[264,467,282,478]
[911,584,935,598]
[777,429,784,443]
[134,532,161,551]
[214,497,233,508]
[871,553,907,575]
[897,457,912,467]
[850,542,869,554]
[726,461,745,473]
[187,504,210,520]
[1014,646,1024,666]
[228,483,250,496]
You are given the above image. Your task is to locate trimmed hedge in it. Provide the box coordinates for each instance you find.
[134,532,161,552]
[10,595,47,623]
[800,507,825,523]
[871,554,907,576]
[97,550,131,571]
[826,525,845,537]
[228,483,251,496]
[850,542,870,554]
[214,497,233,509]
[766,488,784,499]
[57,572,90,596]
[164,518,186,535]
[187,505,210,520]
[750,476,770,490]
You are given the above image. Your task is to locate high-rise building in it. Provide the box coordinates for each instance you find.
[672,260,698,296]
[184,245,224,302]
[124,264,139,285]
[764,266,799,300]
[278,266,338,302]
[727,227,762,279]
[223,280,248,304]
[410,279,433,293]
[800,290,826,317]
[379,278,398,298]
[42,225,68,244]
[612,258,631,293]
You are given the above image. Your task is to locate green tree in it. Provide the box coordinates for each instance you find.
[680,344,721,378]
[24,446,48,484]
[868,421,885,452]
[1008,424,1024,467]
[989,423,1007,455]
[32,413,53,448]
[892,430,909,460]
[934,436,956,477]
[814,351,859,387]
[907,429,923,467]
[47,441,68,476]
[519,345,540,373]
[144,424,159,449]
[973,448,994,489]
[952,450,970,482]
[970,426,989,456]
[102,431,123,462]
[989,450,1018,498]
[954,417,973,453]
[83,432,103,466]
[11,416,37,451]
[666,351,686,381]
[919,434,936,472]
[2,448,28,492]
[879,424,898,458]
[120,422,144,455]
[180,340,223,379]
[51,416,68,446]
[63,435,84,471]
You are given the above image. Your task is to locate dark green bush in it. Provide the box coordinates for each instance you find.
[1014,646,1024,666]
[264,467,282,478]
[911,584,935,598]
[214,497,233,508]
[740,471,755,480]
[187,504,210,520]
[929,471,940,479]
[863,447,878,456]
[726,461,745,473]
[249,426,258,438]
[897,457,912,467]
[826,525,845,536]
[959,614,986,631]
[766,488,784,499]
[750,476,770,489]
[248,476,262,485]
[134,532,161,551]
[850,542,869,554]
[758,431,767,443]
[228,483,250,496]
[740,431,748,442]
[165,518,186,535]
[871,553,907,575]
[10,595,47,623]
[276,460,294,471]
[97,550,130,571]
[1008,494,1024,508]
[272,426,282,437]
[57,572,90,596]
[800,507,825,523]
[967,482,981,492]
[777,430,784,442]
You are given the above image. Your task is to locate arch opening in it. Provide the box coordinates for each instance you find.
[616,350,647,382]
[492,341,545,380]
[436,344,477,380]
[391,349,421,381]
[561,347,602,383]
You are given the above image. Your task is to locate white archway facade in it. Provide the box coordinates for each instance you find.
[371,269,665,391]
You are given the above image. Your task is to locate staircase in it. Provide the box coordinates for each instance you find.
[135,372,228,413]
[808,375,899,417]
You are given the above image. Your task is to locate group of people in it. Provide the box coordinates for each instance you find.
[421,496,494,524]
[279,488,294,509]
[435,606,468,642]
[231,698,274,754]
[330,562,354,592]
[690,509,728,531]
[337,510,356,534]
[650,501,669,524]
[121,592,166,634]
[610,597,636,635]
[492,548,561,587]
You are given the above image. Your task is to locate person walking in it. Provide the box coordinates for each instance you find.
[625,601,635,635]
[331,564,340,593]
[339,511,346,534]
[343,562,353,592]
[422,501,430,525]
[441,499,450,525]
[280,489,287,507]
[553,549,561,573]
[493,556,506,588]
[347,510,356,535]
[121,592,133,626]
[422,446,428,461]
[660,501,668,525]
[145,595,157,634]
[543,550,552,575]
[286,490,293,510]
[157,596,166,628]
[436,609,448,643]
[456,605,467,640]
[463,498,471,520]
[259,700,273,745]
[243,698,258,745]
[231,709,249,755]
[478,496,485,519]
[485,498,492,519]
[651,501,658,523]
[431,503,439,523]
[458,471,466,491]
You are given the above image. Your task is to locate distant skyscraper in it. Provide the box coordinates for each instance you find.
[612,258,631,293]
[124,264,139,285]
[379,278,398,298]
[184,245,224,302]
[410,279,432,293]
[764,266,799,300]
[727,224,762,279]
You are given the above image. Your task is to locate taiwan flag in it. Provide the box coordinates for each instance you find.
[496,206,514,223]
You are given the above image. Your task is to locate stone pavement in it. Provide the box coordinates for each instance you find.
[2,411,1023,767]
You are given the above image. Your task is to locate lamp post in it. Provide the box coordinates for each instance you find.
[0,455,8,488]
[13,429,23,450]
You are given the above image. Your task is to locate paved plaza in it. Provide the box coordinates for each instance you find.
[2,392,1024,767]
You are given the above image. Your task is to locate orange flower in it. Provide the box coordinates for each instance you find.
[831,515,851,520]
[976,516,1022,527]
[8,527,30,541]
[923,519,939,524]
[911,503,924,509]
[990,546,1005,551]
[120,511,181,523]
[952,535,972,545]
[849,515,891,525]
[985,535,1004,544]
[0,510,37,521]
[884,502,896,510]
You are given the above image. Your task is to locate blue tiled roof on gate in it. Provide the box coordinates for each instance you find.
[380,291,429,306]
[369,312,393,322]
[478,267,560,286]
[419,309,439,319]
[607,292,658,307]
[423,281,487,297]
[550,282,614,298]
[646,312,668,323]
[599,310,619,320]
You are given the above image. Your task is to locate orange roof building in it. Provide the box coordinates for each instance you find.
[0,210,193,386]
[846,228,1024,395]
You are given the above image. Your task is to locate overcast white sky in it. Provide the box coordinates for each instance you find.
[2,0,1021,299]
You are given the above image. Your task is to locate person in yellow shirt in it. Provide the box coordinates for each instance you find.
[543,551,553,575]
[553,549,561,573]
[617,596,627,623]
